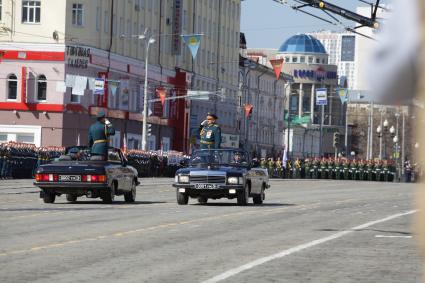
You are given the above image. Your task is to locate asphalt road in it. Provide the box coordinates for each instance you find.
[0,179,421,283]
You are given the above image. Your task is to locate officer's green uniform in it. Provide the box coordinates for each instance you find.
[88,112,115,157]
[200,123,221,149]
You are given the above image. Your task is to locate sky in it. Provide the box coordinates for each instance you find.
[241,0,390,48]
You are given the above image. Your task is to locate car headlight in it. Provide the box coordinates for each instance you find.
[178,175,189,183]
[227,177,239,184]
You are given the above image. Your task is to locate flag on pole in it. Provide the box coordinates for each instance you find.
[181,34,202,59]
[244,104,253,118]
[94,78,105,95]
[270,58,284,80]
[282,146,288,168]
[156,88,167,106]
[338,88,348,104]
[122,132,127,154]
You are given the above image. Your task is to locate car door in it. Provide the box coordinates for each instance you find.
[107,149,127,190]
[119,151,133,191]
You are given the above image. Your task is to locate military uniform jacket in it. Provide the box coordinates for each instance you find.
[88,121,116,155]
[200,123,221,149]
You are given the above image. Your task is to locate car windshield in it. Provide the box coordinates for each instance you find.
[190,149,250,167]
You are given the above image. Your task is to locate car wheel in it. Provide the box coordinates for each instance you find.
[124,180,136,203]
[66,194,77,202]
[102,184,115,204]
[43,191,56,204]
[197,196,208,205]
[253,184,265,205]
[176,190,189,205]
[237,183,249,206]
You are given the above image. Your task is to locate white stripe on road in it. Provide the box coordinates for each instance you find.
[202,210,417,283]
[375,235,412,238]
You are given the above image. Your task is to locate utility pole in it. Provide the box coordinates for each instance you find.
[401,110,406,177]
[370,102,374,159]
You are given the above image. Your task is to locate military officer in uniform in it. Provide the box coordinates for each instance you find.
[88,110,115,160]
[199,113,221,149]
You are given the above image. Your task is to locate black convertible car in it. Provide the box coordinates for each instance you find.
[34,146,139,204]
[173,149,270,205]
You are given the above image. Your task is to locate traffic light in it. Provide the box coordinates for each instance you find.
[147,124,152,136]
[333,132,340,148]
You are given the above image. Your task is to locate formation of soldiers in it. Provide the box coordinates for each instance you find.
[126,150,189,178]
[0,142,188,180]
[260,157,400,182]
[0,142,65,179]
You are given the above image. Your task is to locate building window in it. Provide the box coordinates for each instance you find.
[72,3,84,26]
[292,56,298,63]
[300,56,305,63]
[285,56,290,63]
[316,58,320,64]
[308,56,313,64]
[96,7,101,31]
[104,11,109,34]
[37,75,47,101]
[22,1,41,23]
[7,74,18,100]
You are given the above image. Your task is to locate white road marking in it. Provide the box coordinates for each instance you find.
[201,210,417,283]
[375,235,412,238]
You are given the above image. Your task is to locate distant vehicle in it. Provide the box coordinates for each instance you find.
[173,149,270,205]
[34,147,139,204]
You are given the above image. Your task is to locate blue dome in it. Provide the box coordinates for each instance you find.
[278,34,327,54]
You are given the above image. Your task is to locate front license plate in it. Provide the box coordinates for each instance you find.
[59,175,81,182]
[195,183,218,189]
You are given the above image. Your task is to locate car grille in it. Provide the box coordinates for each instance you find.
[190,175,225,184]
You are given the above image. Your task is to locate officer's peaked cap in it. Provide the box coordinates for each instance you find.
[207,113,218,119]
[96,110,106,118]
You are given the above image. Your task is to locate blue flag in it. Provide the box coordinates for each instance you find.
[181,34,202,59]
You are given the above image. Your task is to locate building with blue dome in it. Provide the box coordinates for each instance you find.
[245,33,345,157]
[277,34,342,157]
[278,34,329,65]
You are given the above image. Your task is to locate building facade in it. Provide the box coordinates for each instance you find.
[0,0,241,152]
[307,31,357,90]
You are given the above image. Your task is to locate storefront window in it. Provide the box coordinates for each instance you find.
[16,134,35,144]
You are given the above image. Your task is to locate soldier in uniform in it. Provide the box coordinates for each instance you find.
[88,110,115,160]
[304,158,311,179]
[294,158,302,179]
[267,158,275,178]
[275,158,283,178]
[199,113,221,149]
[312,158,319,179]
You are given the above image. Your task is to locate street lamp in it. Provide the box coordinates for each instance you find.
[120,29,156,151]
[140,29,156,151]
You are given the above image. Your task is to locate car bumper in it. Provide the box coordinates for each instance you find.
[35,182,109,194]
[172,183,244,198]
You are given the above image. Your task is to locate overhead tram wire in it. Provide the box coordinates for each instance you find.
[270,0,380,40]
